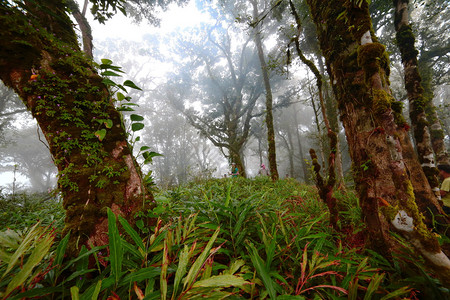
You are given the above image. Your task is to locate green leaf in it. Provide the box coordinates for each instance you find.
[2,222,42,278]
[63,269,96,283]
[6,232,54,295]
[101,78,116,87]
[101,70,121,77]
[94,129,107,141]
[130,114,145,121]
[184,228,220,289]
[122,267,161,285]
[192,274,246,288]
[0,229,21,249]
[101,58,113,65]
[123,80,142,90]
[140,146,150,151]
[54,232,70,268]
[379,286,412,300]
[8,287,65,299]
[131,123,145,132]
[104,119,113,129]
[117,106,135,112]
[143,151,163,163]
[118,216,145,253]
[116,92,125,101]
[61,246,106,273]
[171,245,190,299]
[91,280,102,300]
[107,208,123,283]
[246,242,279,299]
[71,286,80,300]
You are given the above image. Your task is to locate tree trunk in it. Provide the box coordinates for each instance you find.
[318,56,345,185]
[251,0,279,181]
[293,110,310,182]
[229,146,246,178]
[419,60,450,166]
[306,0,450,284]
[286,129,295,178]
[393,0,440,200]
[0,1,153,255]
[66,0,93,58]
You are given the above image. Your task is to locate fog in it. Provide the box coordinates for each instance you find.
[0,0,448,193]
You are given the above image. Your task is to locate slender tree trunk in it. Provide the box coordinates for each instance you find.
[306,0,450,284]
[293,111,310,182]
[318,56,345,185]
[419,61,450,166]
[251,0,279,181]
[426,105,450,166]
[393,0,440,200]
[66,0,93,58]
[309,93,326,166]
[286,129,295,178]
[0,1,153,255]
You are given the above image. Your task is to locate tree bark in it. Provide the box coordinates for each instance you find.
[393,0,440,201]
[66,0,94,59]
[306,0,450,284]
[0,1,153,255]
[251,0,279,181]
[293,111,310,182]
[318,56,345,185]
[419,60,450,166]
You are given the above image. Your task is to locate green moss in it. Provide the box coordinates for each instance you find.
[371,89,393,115]
[357,43,386,78]
[391,100,407,125]
[401,177,440,252]
[381,204,399,221]
[396,25,419,63]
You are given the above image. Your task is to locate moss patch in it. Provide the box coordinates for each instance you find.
[396,25,419,63]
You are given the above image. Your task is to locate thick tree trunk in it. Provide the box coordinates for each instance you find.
[0,1,153,255]
[306,0,450,284]
[251,0,279,181]
[229,146,246,178]
[393,0,440,200]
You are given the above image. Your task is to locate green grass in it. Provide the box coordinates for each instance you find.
[0,177,447,299]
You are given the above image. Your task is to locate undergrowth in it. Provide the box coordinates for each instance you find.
[0,177,448,299]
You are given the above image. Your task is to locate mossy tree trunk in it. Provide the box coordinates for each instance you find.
[289,0,340,227]
[251,0,279,181]
[393,0,440,201]
[306,0,450,284]
[229,144,246,178]
[419,61,450,166]
[319,57,345,186]
[0,1,153,256]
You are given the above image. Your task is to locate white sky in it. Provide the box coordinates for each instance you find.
[86,0,213,42]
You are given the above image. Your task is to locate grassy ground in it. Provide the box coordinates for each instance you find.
[0,177,448,299]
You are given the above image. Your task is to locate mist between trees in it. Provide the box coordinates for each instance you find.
[0,0,448,193]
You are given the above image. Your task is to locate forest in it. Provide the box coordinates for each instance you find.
[0,0,449,298]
